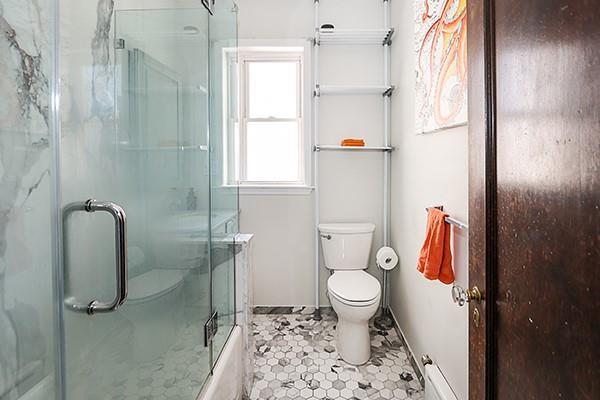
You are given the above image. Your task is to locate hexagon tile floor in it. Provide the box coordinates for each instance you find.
[248,308,424,400]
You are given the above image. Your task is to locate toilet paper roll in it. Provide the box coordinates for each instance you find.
[376,246,398,271]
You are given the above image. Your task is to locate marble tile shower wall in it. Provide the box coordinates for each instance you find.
[1,0,56,398]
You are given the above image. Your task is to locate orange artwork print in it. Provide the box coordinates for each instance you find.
[415,0,468,133]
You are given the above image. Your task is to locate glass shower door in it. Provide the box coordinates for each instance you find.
[59,4,212,399]
[209,0,239,368]
[0,1,58,399]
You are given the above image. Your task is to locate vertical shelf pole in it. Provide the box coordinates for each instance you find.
[314,0,393,326]
[377,0,395,328]
[383,0,391,248]
[313,0,322,320]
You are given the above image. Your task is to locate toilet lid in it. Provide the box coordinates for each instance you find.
[328,271,381,303]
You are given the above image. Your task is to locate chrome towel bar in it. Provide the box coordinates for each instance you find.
[425,206,469,230]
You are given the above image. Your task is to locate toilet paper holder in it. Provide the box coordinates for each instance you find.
[374,246,398,331]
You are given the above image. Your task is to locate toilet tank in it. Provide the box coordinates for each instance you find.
[318,223,375,270]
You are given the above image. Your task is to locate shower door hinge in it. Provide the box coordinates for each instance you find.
[202,0,215,15]
[114,38,125,50]
[204,311,219,347]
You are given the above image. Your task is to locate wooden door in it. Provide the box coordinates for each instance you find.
[468,1,600,398]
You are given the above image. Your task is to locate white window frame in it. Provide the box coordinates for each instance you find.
[223,47,239,189]
[224,43,313,195]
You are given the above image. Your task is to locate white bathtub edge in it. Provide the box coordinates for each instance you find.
[197,326,243,400]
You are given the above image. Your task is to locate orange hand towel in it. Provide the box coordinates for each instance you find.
[341,138,365,147]
[417,208,455,284]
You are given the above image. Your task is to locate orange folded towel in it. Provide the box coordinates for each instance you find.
[341,138,365,147]
[417,208,455,284]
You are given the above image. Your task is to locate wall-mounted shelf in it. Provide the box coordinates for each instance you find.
[315,85,394,96]
[317,28,394,45]
[314,145,394,152]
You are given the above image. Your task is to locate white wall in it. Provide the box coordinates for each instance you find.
[237,1,469,397]
[389,1,469,400]
[237,0,386,306]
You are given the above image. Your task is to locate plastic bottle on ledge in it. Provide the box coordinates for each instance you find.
[186,188,197,211]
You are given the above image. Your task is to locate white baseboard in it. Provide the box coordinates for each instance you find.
[389,307,425,380]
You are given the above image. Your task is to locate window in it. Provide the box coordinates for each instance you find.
[228,48,307,188]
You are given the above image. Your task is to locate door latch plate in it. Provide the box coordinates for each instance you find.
[473,307,481,328]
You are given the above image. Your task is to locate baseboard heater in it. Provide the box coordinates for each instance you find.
[423,358,459,400]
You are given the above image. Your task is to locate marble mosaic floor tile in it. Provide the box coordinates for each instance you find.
[106,321,210,400]
[249,309,424,400]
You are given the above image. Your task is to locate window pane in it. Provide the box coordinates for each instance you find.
[248,61,298,118]
[246,122,300,182]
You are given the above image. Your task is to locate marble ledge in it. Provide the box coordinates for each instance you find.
[235,233,254,245]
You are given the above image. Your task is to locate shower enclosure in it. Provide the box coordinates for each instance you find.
[0,1,238,399]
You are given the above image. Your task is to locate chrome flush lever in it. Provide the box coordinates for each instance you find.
[320,234,332,240]
[63,199,128,315]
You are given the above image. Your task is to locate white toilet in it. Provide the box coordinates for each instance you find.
[319,222,381,365]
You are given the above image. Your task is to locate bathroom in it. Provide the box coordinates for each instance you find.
[0,1,597,400]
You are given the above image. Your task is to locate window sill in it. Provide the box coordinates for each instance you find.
[228,185,314,196]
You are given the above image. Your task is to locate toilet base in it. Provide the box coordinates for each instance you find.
[336,318,371,365]
[329,293,381,365]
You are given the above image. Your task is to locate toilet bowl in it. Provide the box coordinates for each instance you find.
[319,222,381,365]
[328,270,381,364]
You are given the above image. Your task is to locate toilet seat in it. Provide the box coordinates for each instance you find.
[328,271,381,307]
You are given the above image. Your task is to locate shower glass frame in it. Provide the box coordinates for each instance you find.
[50,0,239,400]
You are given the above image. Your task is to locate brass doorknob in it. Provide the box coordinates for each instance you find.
[467,286,482,302]
[452,285,483,307]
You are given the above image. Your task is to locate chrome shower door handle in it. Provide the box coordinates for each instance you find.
[63,199,128,315]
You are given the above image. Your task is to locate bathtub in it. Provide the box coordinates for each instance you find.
[196,234,253,400]
[197,326,243,400]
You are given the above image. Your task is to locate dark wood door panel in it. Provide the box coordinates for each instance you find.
[467,0,489,398]
[494,0,600,398]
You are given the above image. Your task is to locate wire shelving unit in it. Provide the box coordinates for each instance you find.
[312,0,394,319]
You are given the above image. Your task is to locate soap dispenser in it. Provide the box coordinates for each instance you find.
[186,188,197,211]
